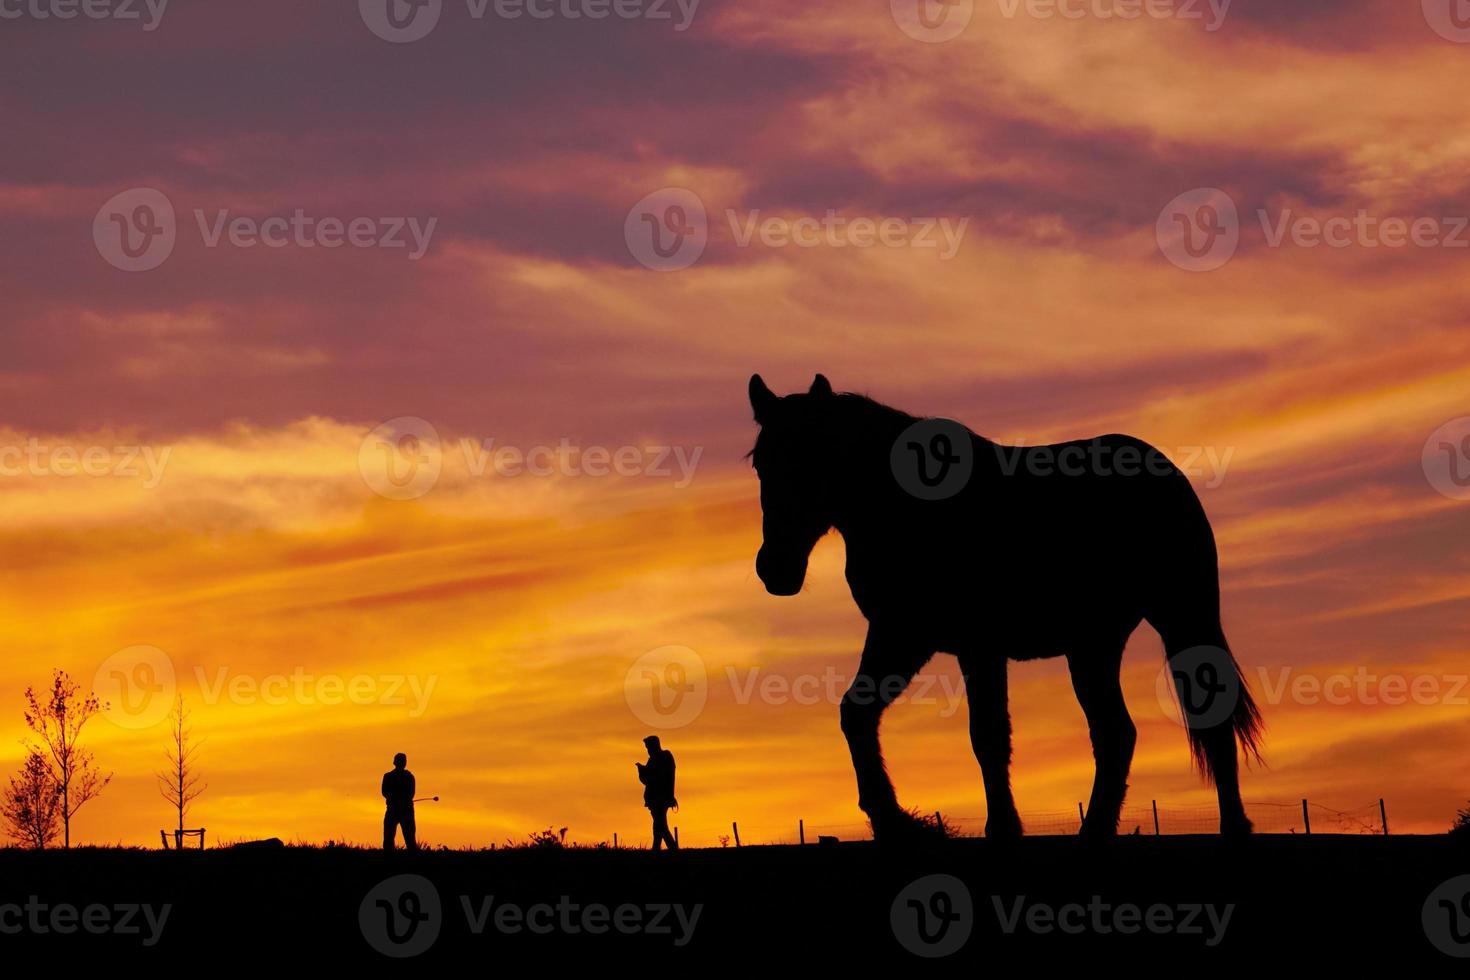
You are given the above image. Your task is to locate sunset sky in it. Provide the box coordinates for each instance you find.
[3,0,1470,847]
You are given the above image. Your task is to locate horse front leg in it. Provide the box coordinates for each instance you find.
[959,654,1022,840]
[839,626,932,839]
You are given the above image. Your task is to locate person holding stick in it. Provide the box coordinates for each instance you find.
[382,752,418,851]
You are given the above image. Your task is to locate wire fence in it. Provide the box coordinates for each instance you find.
[651,798,1390,849]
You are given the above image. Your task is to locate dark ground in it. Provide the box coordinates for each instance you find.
[3,834,1468,967]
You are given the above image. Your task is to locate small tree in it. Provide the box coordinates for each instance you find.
[157,696,205,839]
[2,752,62,849]
[23,669,113,848]
[1452,802,1470,836]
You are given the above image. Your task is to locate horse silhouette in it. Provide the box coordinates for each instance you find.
[748,374,1263,840]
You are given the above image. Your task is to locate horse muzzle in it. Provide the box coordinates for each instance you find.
[756,546,807,596]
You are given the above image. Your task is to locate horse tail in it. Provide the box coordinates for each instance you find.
[1168,635,1265,783]
[1146,466,1264,785]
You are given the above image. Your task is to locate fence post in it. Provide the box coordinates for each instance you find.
[1302,799,1311,835]
[1152,800,1160,835]
[614,833,618,849]
[1078,802,1085,829]
[1380,798,1389,835]
[675,826,679,846]
[732,822,741,847]
[799,819,805,845]
[934,811,942,830]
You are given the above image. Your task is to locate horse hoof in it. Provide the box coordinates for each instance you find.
[984,817,1023,842]
[870,808,950,843]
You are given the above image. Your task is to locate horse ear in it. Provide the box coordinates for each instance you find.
[749,374,779,424]
[809,374,833,397]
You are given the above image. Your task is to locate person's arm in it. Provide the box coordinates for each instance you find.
[407,772,415,799]
[381,773,390,800]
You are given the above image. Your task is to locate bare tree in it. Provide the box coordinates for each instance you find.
[157,695,206,839]
[2,752,62,849]
[23,669,113,848]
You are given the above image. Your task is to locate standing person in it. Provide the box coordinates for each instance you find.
[382,752,418,851]
[637,735,679,851]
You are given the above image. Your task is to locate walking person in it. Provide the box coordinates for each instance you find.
[637,736,678,851]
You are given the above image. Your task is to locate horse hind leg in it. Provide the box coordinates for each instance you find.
[1067,641,1136,838]
[1150,609,1259,837]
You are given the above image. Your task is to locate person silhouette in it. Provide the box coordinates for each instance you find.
[382,752,417,851]
[637,735,678,851]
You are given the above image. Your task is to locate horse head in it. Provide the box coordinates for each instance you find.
[748,373,839,596]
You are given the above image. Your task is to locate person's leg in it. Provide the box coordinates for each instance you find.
[403,812,417,851]
[383,812,397,850]
[656,807,678,849]
[650,808,668,850]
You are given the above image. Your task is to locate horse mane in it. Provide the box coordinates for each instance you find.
[746,389,925,461]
